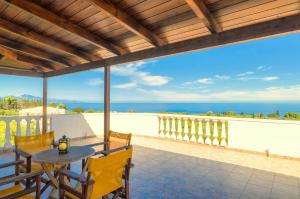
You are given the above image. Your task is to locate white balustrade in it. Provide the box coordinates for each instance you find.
[0,115,49,149]
[157,115,229,146]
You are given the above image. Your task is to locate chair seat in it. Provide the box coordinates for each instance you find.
[0,184,35,199]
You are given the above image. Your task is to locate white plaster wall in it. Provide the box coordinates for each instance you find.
[229,119,300,158]
[50,113,300,158]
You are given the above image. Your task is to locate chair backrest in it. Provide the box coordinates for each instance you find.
[15,131,54,154]
[87,147,133,198]
[108,131,131,150]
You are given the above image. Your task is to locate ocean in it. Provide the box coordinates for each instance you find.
[65,102,300,115]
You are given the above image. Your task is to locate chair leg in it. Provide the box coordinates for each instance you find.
[112,188,122,199]
[36,175,41,199]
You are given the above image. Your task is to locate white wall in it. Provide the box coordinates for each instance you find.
[50,113,300,158]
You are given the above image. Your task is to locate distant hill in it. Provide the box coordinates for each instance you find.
[17,94,41,100]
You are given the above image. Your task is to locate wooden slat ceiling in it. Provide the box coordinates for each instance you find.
[0,0,299,77]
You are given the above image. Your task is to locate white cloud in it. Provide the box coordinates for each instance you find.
[86,78,103,86]
[140,84,300,102]
[237,71,254,77]
[110,60,170,87]
[261,76,279,81]
[215,75,230,80]
[136,72,170,86]
[113,82,137,89]
[196,78,214,84]
[257,66,272,71]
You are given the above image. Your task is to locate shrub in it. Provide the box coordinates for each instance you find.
[72,107,84,113]
[86,108,94,113]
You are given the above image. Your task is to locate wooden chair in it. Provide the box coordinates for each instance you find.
[14,131,57,189]
[87,131,132,154]
[85,131,132,198]
[0,159,43,199]
[58,146,133,199]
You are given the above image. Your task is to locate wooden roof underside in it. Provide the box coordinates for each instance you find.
[0,0,299,77]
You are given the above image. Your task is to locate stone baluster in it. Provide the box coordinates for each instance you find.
[165,117,170,138]
[213,120,219,145]
[4,119,12,148]
[205,119,210,144]
[190,119,196,142]
[157,116,161,137]
[36,117,41,135]
[198,119,204,143]
[170,117,176,139]
[26,118,31,136]
[158,117,163,136]
[180,118,185,140]
[16,119,21,136]
[183,118,189,141]
[176,118,181,140]
[221,120,227,146]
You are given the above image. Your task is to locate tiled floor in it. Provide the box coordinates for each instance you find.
[1,136,300,199]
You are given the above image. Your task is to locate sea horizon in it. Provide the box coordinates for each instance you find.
[64,102,300,115]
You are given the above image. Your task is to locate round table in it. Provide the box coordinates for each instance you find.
[33,146,95,198]
[33,146,95,165]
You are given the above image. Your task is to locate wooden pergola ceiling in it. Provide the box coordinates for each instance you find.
[0,0,299,77]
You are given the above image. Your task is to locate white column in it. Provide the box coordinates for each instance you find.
[221,120,227,146]
[26,118,31,136]
[205,119,210,144]
[213,120,219,145]
[4,120,12,148]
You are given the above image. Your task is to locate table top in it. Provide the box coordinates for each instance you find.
[32,146,95,164]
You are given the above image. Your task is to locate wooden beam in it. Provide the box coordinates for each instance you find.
[42,77,47,133]
[45,14,300,77]
[185,0,222,33]
[0,66,43,77]
[0,45,54,71]
[0,18,99,62]
[86,0,166,46]
[5,0,127,55]
[104,65,110,151]
[17,55,54,72]
[0,45,17,59]
[0,36,74,67]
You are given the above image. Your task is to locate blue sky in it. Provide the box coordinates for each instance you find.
[1,32,300,102]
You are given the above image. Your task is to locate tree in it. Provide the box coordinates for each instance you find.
[86,108,94,113]
[284,112,300,119]
[4,96,17,109]
[58,103,67,109]
[73,107,84,113]
[268,111,280,119]
[224,111,235,116]
[49,102,57,108]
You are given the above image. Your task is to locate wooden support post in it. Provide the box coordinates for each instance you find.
[42,77,47,133]
[104,66,110,150]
